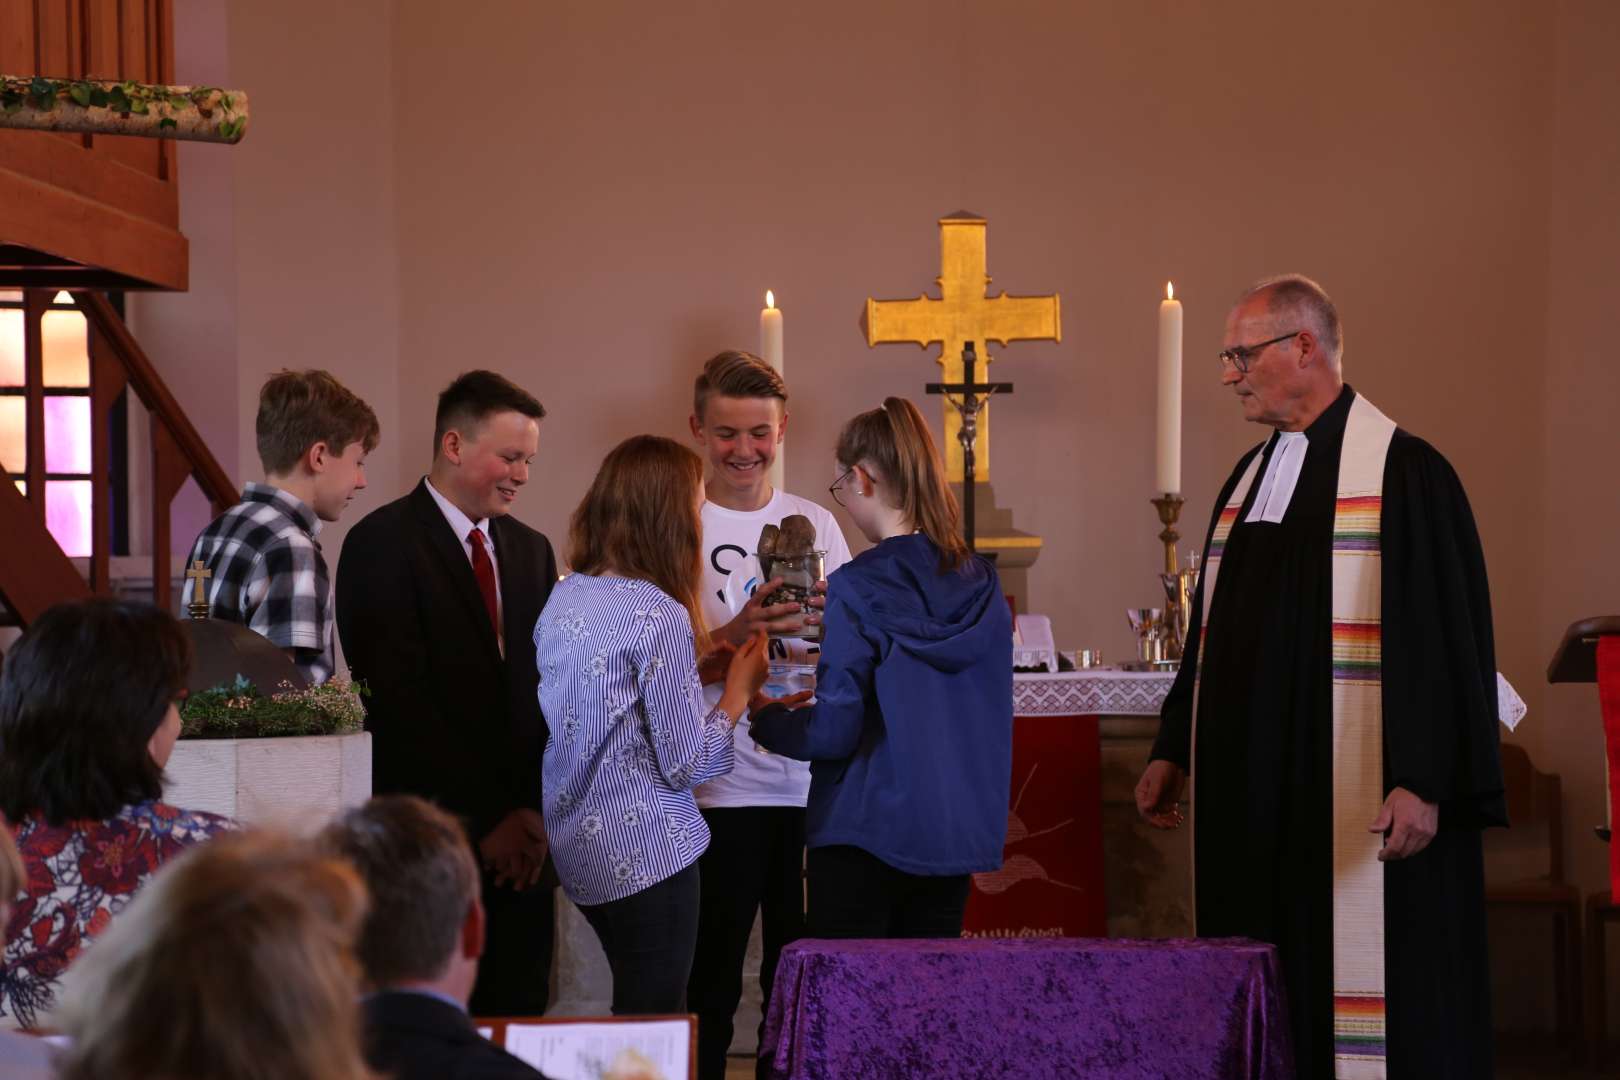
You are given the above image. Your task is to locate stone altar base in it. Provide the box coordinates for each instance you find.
[1100,715,1193,938]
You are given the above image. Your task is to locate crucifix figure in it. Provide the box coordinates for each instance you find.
[185,559,212,620]
[927,342,1011,552]
[865,211,1060,482]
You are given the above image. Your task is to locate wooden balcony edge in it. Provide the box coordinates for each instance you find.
[0,165,187,290]
[0,130,179,230]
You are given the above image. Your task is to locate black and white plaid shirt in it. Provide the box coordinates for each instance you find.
[182,482,334,685]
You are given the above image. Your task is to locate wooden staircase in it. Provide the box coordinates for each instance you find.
[0,290,233,625]
[0,1,230,627]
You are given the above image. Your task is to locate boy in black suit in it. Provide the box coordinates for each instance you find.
[320,796,552,1080]
[337,370,556,1014]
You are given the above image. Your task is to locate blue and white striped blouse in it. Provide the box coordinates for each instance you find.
[536,573,734,906]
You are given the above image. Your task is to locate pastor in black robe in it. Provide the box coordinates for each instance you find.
[1151,385,1506,1079]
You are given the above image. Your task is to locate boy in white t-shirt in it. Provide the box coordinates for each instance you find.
[685,351,852,1080]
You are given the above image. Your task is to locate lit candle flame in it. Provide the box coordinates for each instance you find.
[1166,281,1175,301]
[766,289,775,309]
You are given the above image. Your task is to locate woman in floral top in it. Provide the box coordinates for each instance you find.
[0,600,233,1030]
[539,435,768,1015]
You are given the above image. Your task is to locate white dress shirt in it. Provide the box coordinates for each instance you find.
[425,477,504,655]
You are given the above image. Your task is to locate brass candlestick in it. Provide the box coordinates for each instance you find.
[1150,495,1193,663]
[1151,494,1184,577]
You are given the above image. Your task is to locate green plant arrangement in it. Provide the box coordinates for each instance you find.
[181,675,367,739]
[0,75,249,142]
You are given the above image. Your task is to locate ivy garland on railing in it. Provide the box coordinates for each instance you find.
[181,675,367,740]
[0,75,248,142]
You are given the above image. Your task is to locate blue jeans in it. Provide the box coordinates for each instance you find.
[578,861,700,1015]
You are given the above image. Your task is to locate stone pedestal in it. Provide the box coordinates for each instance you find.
[954,481,1041,604]
[164,732,372,831]
[1100,715,1192,938]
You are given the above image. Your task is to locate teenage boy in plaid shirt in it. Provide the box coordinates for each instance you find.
[182,370,379,685]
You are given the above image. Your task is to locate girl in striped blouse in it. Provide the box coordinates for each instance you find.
[537,435,769,1015]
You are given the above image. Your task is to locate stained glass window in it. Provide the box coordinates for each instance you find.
[0,291,127,559]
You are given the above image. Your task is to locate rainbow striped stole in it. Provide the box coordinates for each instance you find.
[1208,504,1244,560]
[1333,496,1382,552]
[1328,395,1396,1078]
[1190,394,1397,1079]
[1332,621,1381,683]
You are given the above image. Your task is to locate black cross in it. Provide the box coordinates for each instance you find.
[926,342,1012,552]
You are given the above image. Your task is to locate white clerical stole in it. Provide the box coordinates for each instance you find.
[1244,430,1308,523]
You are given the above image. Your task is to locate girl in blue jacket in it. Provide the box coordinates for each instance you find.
[751,397,1012,938]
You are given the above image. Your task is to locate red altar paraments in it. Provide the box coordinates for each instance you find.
[962,714,1107,938]
[1598,636,1620,901]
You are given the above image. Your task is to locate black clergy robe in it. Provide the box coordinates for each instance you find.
[1151,385,1506,1079]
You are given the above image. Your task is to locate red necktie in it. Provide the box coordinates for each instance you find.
[468,527,500,637]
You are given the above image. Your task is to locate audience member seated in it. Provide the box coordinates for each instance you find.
[51,828,372,1080]
[0,599,234,1030]
[320,795,553,1080]
[0,829,51,1076]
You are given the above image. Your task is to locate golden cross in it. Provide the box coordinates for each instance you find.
[185,559,212,620]
[865,212,1061,481]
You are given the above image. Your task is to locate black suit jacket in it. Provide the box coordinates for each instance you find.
[337,480,558,841]
[362,990,550,1080]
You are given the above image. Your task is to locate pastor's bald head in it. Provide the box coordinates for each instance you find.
[1237,274,1343,370]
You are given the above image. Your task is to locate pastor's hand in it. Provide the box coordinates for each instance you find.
[1368,787,1438,861]
[1134,760,1186,829]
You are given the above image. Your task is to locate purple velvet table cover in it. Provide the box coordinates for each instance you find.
[760,937,1293,1079]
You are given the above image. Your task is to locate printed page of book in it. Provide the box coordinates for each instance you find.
[503,1019,691,1080]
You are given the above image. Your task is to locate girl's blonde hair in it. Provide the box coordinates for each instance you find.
[53,829,373,1080]
[836,397,971,572]
[568,435,709,649]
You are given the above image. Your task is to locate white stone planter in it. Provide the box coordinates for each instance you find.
[164,732,372,831]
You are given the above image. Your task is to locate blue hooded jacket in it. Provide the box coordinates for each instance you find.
[750,533,1012,876]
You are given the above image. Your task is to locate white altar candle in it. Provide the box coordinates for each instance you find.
[1156,282,1183,495]
[761,290,785,490]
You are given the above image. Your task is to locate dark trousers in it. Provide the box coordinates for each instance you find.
[686,807,806,1080]
[579,862,701,1016]
[807,844,970,939]
[469,865,555,1016]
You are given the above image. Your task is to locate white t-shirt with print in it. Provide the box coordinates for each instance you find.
[693,490,853,809]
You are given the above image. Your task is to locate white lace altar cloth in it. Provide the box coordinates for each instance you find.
[1012,669,1175,718]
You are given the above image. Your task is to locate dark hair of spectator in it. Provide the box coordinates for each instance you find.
[317,795,481,987]
[0,599,188,824]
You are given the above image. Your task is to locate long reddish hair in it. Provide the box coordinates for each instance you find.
[568,435,709,648]
[836,397,971,572]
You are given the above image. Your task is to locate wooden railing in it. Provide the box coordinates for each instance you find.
[0,290,233,625]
